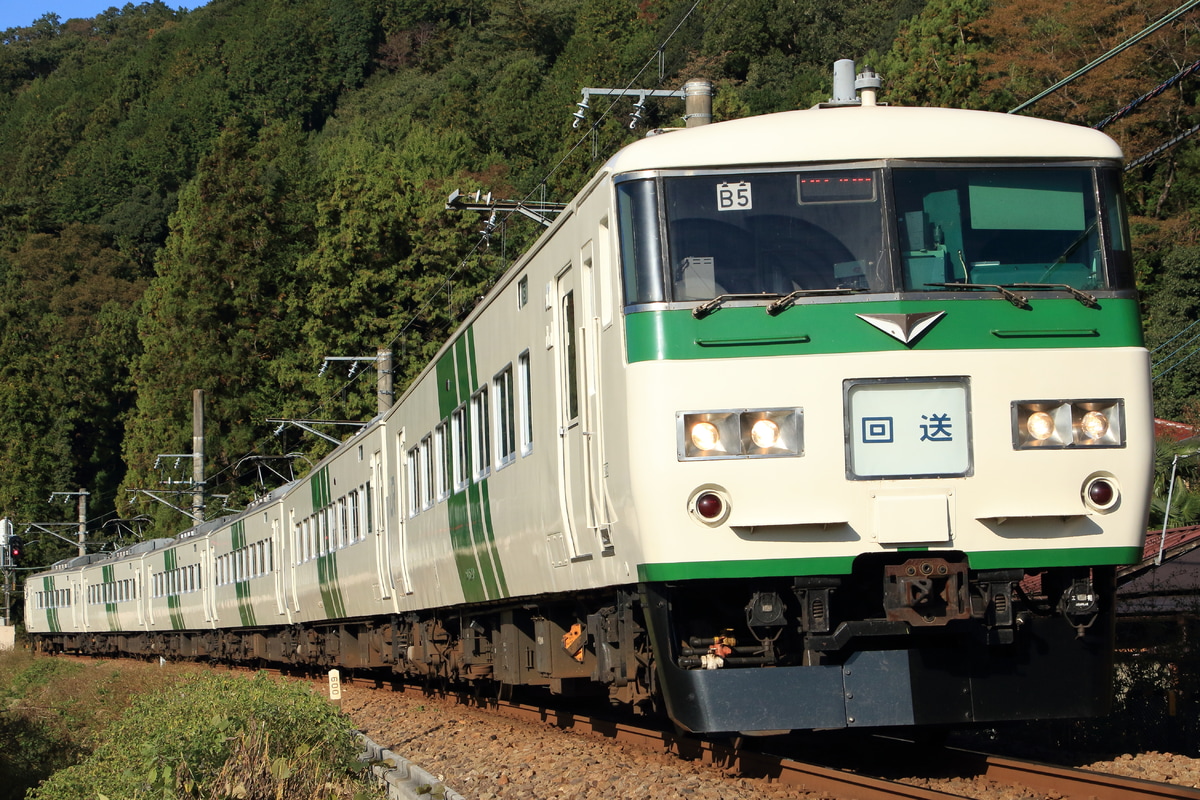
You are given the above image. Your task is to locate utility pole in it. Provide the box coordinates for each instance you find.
[317,348,395,412]
[193,389,205,523]
[129,388,209,525]
[1,518,10,627]
[570,79,713,130]
[377,347,393,413]
[49,490,88,556]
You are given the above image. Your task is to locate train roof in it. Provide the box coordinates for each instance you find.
[604,105,1124,174]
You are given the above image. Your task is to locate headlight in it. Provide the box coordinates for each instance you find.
[1079,410,1109,440]
[1012,400,1124,449]
[1073,402,1122,446]
[1014,403,1071,448]
[1027,411,1057,441]
[750,418,780,449]
[680,412,739,458]
[690,421,722,451]
[679,409,803,459]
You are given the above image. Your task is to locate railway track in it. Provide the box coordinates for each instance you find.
[448,693,1200,800]
[64,657,1200,800]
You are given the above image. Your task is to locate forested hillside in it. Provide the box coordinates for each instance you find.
[0,0,1196,559]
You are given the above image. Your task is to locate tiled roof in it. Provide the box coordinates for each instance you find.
[1155,418,1199,442]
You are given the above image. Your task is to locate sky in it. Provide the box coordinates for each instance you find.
[0,1,207,32]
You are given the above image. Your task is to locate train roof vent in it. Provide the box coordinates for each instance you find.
[818,59,883,108]
[124,538,175,556]
[65,553,108,568]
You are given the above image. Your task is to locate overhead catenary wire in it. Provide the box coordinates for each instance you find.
[188,0,715,515]
[1151,324,1200,381]
[1150,316,1200,354]
[1009,0,1200,114]
[1094,58,1200,130]
[1126,122,1200,170]
[1153,343,1200,381]
[1153,329,1200,369]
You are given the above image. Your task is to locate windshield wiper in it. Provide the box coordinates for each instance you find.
[692,292,782,319]
[766,287,868,316]
[1037,222,1098,282]
[1005,283,1099,308]
[925,282,1030,309]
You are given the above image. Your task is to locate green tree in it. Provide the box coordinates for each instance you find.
[1150,435,1200,528]
[877,0,990,109]
[0,225,144,563]
[121,119,314,529]
[1145,245,1200,421]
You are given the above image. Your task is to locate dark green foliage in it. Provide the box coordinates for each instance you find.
[876,0,990,109]
[1151,435,1200,528]
[1144,245,1200,421]
[0,652,191,800]
[123,118,315,514]
[0,0,1196,548]
[25,668,378,800]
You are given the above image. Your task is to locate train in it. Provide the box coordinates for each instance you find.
[26,64,1153,735]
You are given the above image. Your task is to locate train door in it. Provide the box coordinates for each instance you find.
[205,542,218,622]
[70,575,82,630]
[554,262,607,560]
[580,241,615,553]
[288,508,301,613]
[372,448,400,601]
[272,516,287,617]
[136,559,146,627]
[380,444,400,600]
[81,576,91,630]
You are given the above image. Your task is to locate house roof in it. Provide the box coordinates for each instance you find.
[1154,418,1198,442]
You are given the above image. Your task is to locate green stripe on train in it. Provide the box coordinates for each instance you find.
[317,551,347,618]
[303,469,347,619]
[624,298,1144,363]
[433,329,508,603]
[41,576,60,633]
[163,549,185,631]
[637,545,1143,582]
[310,466,331,509]
[231,521,257,627]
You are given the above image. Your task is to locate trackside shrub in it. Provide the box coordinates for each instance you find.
[0,652,195,800]
[28,671,383,800]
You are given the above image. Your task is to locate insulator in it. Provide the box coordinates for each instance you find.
[628,102,645,130]
[571,98,589,129]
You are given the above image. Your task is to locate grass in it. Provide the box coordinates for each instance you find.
[0,650,382,800]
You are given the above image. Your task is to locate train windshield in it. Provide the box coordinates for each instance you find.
[651,168,889,302]
[892,166,1133,292]
[615,165,1133,306]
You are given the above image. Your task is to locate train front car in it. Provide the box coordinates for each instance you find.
[611,104,1152,734]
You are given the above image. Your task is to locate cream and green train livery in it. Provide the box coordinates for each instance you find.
[27,90,1152,734]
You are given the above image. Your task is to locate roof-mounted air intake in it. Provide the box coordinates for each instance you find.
[821,59,882,108]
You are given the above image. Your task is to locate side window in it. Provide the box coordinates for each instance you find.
[333,500,344,548]
[562,291,579,422]
[365,477,375,536]
[435,420,451,502]
[420,434,434,510]
[406,443,421,518]
[348,490,360,542]
[518,350,533,456]
[452,405,469,492]
[472,389,491,482]
[495,364,516,468]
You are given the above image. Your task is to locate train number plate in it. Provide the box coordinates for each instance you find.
[844,378,972,479]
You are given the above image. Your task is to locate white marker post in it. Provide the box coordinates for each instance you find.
[328,668,342,707]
